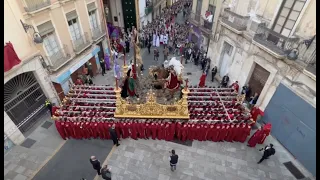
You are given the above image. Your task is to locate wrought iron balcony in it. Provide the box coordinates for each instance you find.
[71,32,92,54]
[91,24,106,41]
[46,45,72,72]
[23,0,51,13]
[253,24,300,59]
[189,12,213,35]
[220,8,249,34]
[145,2,153,15]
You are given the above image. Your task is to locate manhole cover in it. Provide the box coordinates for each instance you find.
[41,121,53,129]
[20,138,36,148]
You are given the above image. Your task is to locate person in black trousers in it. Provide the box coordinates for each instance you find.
[109,124,120,146]
[90,156,101,175]
[147,40,152,54]
[258,144,276,164]
[211,66,217,82]
[221,75,229,87]
[99,58,106,76]
[169,149,179,171]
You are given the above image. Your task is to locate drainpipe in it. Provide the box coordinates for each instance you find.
[98,0,113,60]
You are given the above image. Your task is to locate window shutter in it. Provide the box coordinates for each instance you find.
[87,2,96,12]
[66,10,78,21]
[37,21,55,37]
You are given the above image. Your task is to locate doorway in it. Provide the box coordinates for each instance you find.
[219,42,233,78]
[97,41,105,60]
[248,63,270,98]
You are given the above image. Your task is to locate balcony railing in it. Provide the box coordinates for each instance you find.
[253,24,300,59]
[221,9,249,33]
[145,2,153,15]
[189,12,213,34]
[91,24,106,41]
[24,0,51,12]
[71,32,92,54]
[46,45,72,71]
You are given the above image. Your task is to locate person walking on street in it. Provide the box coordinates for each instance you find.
[101,165,112,180]
[147,39,152,54]
[109,124,120,146]
[169,149,179,171]
[257,144,276,164]
[154,48,159,61]
[45,99,52,116]
[163,46,169,61]
[211,66,217,82]
[99,58,106,76]
[90,156,102,175]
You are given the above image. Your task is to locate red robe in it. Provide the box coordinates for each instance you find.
[188,124,197,140]
[181,125,188,141]
[251,107,264,122]
[225,125,235,142]
[164,124,171,141]
[92,122,99,139]
[259,123,272,144]
[150,123,157,140]
[206,124,214,141]
[122,123,130,139]
[176,123,182,140]
[130,122,138,140]
[238,124,251,143]
[158,124,165,140]
[55,120,66,140]
[169,123,176,141]
[166,72,180,90]
[97,122,105,139]
[138,122,146,139]
[231,125,241,142]
[247,128,264,147]
[195,125,201,141]
[218,125,228,141]
[103,122,111,139]
[73,122,80,139]
[145,123,152,138]
[231,83,239,92]
[198,74,206,87]
[65,121,74,139]
[83,122,91,139]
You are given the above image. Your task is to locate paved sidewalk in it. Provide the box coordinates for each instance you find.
[4,113,65,180]
[100,129,314,180]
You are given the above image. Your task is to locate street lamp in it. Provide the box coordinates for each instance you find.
[20,20,43,44]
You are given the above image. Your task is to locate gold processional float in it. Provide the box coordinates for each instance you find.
[57,34,247,121]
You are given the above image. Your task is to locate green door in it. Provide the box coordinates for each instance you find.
[122,0,137,31]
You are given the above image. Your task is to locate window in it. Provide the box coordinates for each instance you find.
[37,21,60,57]
[43,33,60,57]
[66,10,81,41]
[272,0,307,37]
[89,10,98,29]
[68,18,81,41]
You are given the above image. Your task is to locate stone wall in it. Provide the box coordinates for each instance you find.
[207,23,316,110]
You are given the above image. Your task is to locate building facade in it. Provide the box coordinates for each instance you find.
[4,0,111,146]
[197,0,316,177]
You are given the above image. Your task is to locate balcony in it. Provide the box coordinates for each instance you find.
[46,45,72,72]
[252,24,300,59]
[220,9,250,34]
[189,12,213,36]
[71,32,92,54]
[145,2,153,15]
[91,24,106,42]
[23,0,51,13]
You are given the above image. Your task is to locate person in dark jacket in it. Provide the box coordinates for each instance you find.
[99,58,106,76]
[257,144,276,164]
[211,66,217,82]
[90,156,101,175]
[109,124,120,146]
[169,149,179,171]
[101,165,112,180]
[249,92,259,108]
[45,99,52,116]
[221,75,229,87]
